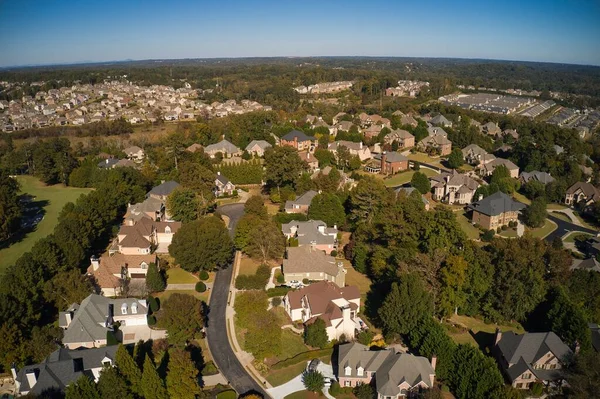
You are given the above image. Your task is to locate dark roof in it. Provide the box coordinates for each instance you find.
[497,331,572,367]
[147,180,180,197]
[97,158,118,169]
[16,346,118,395]
[468,191,526,217]
[282,130,316,142]
[590,323,600,352]
[216,173,230,185]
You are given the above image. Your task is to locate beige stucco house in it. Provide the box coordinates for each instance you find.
[430,170,480,205]
[467,191,526,230]
[282,246,346,286]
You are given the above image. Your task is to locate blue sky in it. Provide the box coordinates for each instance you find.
[1,0,599,67]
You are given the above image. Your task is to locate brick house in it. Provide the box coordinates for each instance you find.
[417,134,452,156]
[336,342,436,397]
[280,130,317,152]
[478,158,520,179]
[368,152,409,175]
[467,191,526,230]
[493,330,572,389]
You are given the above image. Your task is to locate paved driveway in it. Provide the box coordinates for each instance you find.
[206,204,270,397]
[545,214,597,242]
[267,361,336,398]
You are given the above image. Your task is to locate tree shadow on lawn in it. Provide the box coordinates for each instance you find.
[0,198,49,250]
[469,330,496,354]
[364,280,393,329]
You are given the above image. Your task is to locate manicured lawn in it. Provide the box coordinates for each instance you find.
[238,256,262,275]
[499,228,518,238]
[284,391,325,399]
[407,152,443,165]
[527,219,557,239]
[166,268,198,284]
[455,212,481,240]
[0,176,93,272]
[563,231,594,243]
[447,314,524,350]
[547,203,567,210]
[276,329,309,361]
[550,211,571,223]
[154,289,209,304]
[343,264,373,295]
[383,168,437,187]
[511,192,531,205]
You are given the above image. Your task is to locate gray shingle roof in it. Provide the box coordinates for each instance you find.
[16,346,118,395]
[520,171,555,185]
[281,220,337,246]
[148,180,180,197]
[497,331,572,368]
[468,191,526,217]
[282,130,316,142]
[284,190,318,210]
[204,139,241,155]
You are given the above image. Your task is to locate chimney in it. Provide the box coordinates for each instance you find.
[381,151,386,174]
[494,328,502,346]
[64,311,72,327]
[25,369,37,389]
[431,355,437,371]
[10,363,18,382]
[90,256,100,271]
[217,171,221,176]
[318,225,325,234]
[359,142,363,149]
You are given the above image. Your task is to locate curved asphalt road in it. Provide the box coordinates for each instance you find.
[207,204,269,397]
[545,214,597,242]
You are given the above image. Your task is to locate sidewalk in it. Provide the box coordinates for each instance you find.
[265,266,281,290]
[225,251,274,390]
[165,282,213,290]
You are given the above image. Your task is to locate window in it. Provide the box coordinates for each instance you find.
[165,226,171,234]
[131,303,138,314]
[357,367,364,376]
[121,303,128,314]
[344,381,351,387]
[522,373,531,379]
[344,366,351,376]
[141,262,147,270]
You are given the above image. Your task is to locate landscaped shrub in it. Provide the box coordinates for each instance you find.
[276,273,285,284]
[235,264,271,290]
[501,225,508,231]
[199,270,209,281]
[215,389,237,399]
[497,227,502,234]
[147,315,157,326]
[482,229,495,242]
[330,250,338,257]
[357,330,375,346]
[329,381,342,396]
[201,361,218,376]
[267,286,291,297]
[302,278,310,285]
[530,382,544,397]
[195,282,207,292]
[271,297,282,307]
[148,295,160,313]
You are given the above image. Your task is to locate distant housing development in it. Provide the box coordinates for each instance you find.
[385,80,430,97]
[294,81,353,94]
[439,93,535,114]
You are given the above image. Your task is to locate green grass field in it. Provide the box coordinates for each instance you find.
[527,219,557,239]
[166,268,198,284]
[0,176,93,272]
[455,212,481,240]
[383,168,437,187]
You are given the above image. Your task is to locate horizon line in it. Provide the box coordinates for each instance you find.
[2,55,600,71]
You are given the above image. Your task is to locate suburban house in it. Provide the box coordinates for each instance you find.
[363,124,383,139]
[87,253,157,296]
[462,144,495,165]
[311,166,356,190]
[97,158,119,169]
[583,236,600,258]
[59,294,164,349]
[124,197,165,224]
[327,141,372,162]
[430,114,452,128]
[519,171,555,185]
[117,217,181,254]
[571,257,600,273]
[384,129,415,149]
[281,220,338,254]
[11,346,118,396]
[565,182,600,206]
[280,130,317,152]
[214,172,236,197]
[283,281,360,341]
[245,140,272,157]
[367,152,409,175]
[147,180,180,202]
[430,170,480,204]
[493,330,572,389]
[282,246,346,286]
[395,187,431,210]
[299,151,319,171]
[336,342,436,397]
[483,122,502,137]
[124,145,145,162]
[467,191,526,230]
[400,114,419,127]
[285,190,318,214]
[204,139,242,158]
[590,324,600,352]
[417,134,452,156]
[427,126,447,137]
[478,158,520,178]
[504,129,519,140]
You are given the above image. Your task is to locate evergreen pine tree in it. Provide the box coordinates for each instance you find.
[146,262,166,293]
[166,348,201,399]
[97,366,133,399]
[65,375,100,399]
[115,344,142,394]
[141,356,169,399]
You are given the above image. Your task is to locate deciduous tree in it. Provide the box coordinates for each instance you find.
[411,171,431,194]
[304,318,328,348]
[308,192,346,227]
[158,293,204,345]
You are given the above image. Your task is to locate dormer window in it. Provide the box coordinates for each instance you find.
[121,303,128,314]
[357,366,364,376]
[141,262,147,269]
[131,303,138,314]
[165,226,171,234]
[344,366,351,376]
